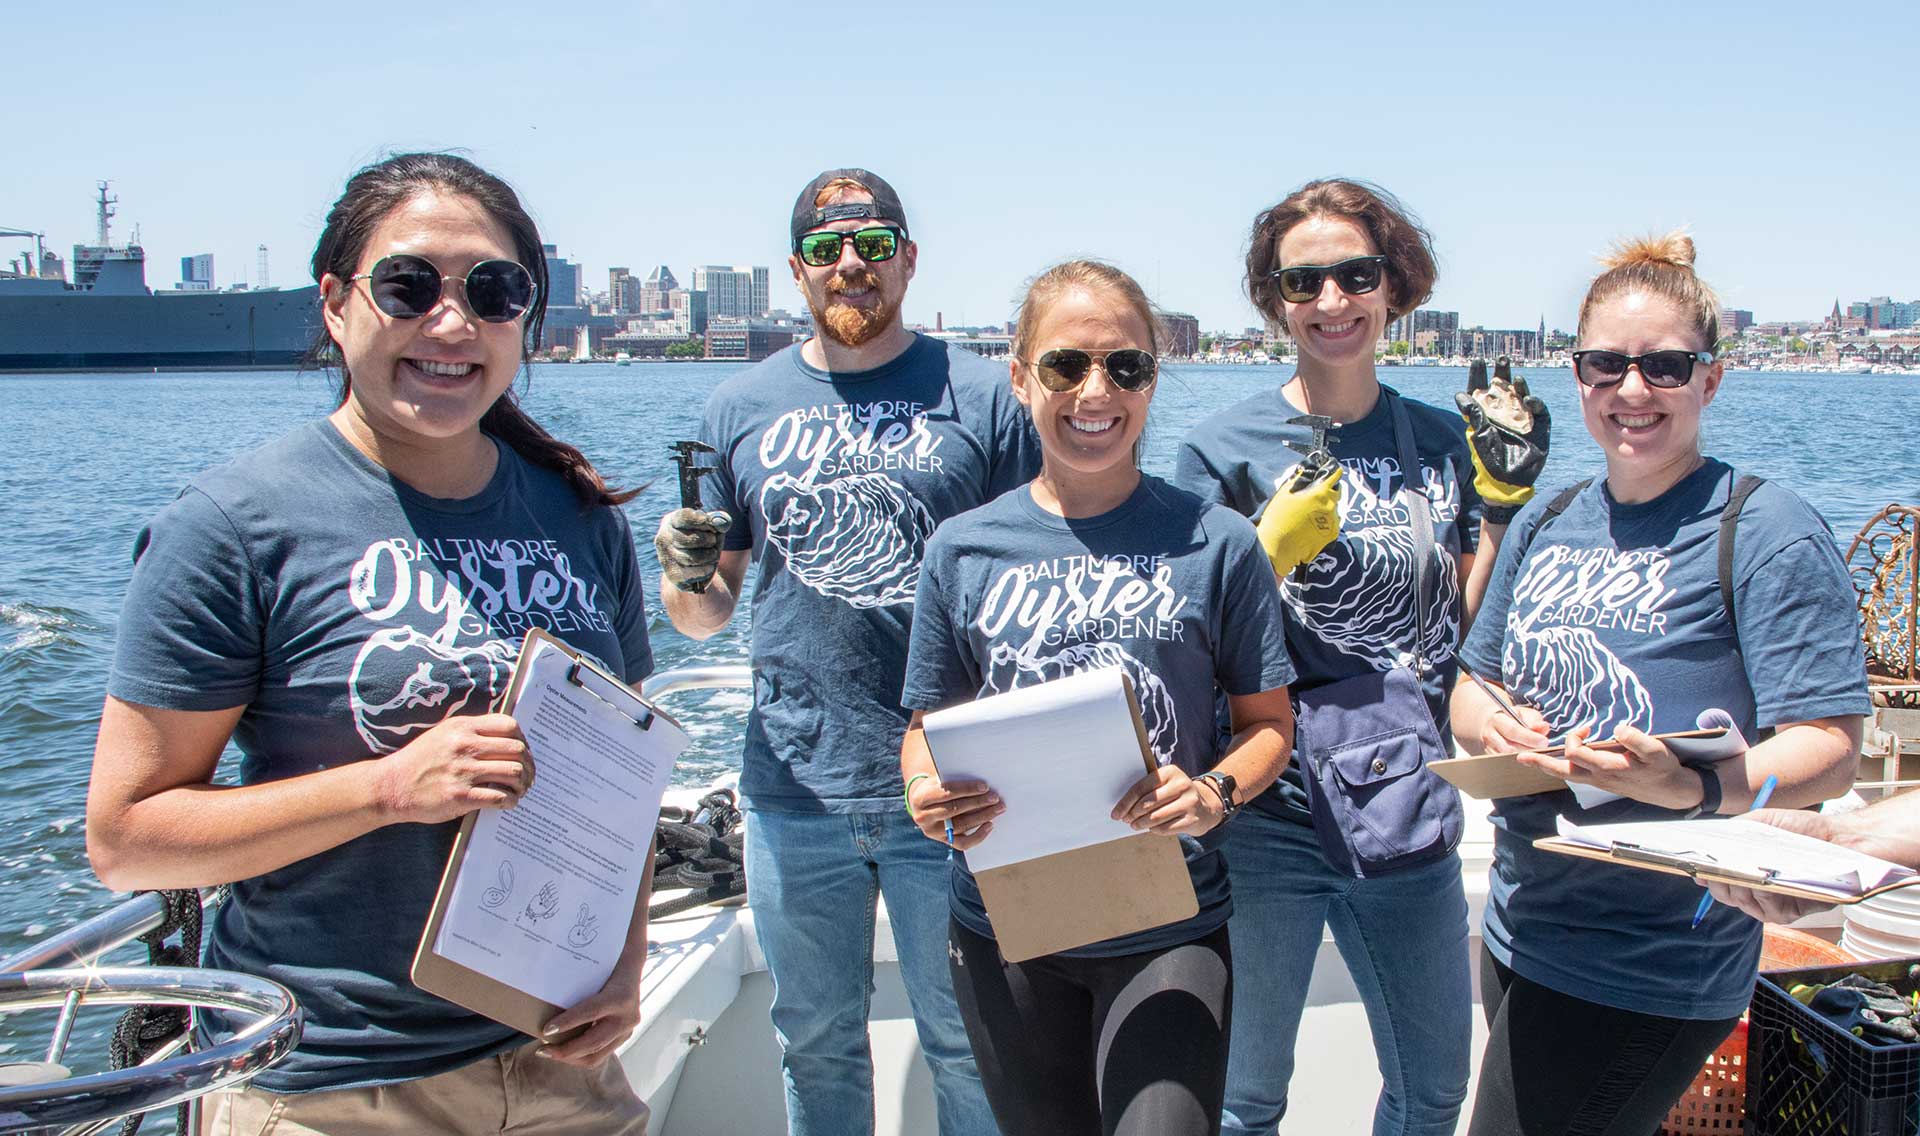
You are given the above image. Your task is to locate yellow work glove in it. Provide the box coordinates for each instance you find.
[1256,463,1342,576]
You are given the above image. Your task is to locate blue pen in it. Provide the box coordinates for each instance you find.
[1691,773,1778,929]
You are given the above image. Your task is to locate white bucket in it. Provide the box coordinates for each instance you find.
[1842,892,1920,960]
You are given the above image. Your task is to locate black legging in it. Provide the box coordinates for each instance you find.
[947,917,1232,1136]
[1468,947,1741,1136]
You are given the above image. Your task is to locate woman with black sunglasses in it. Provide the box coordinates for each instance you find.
[899,260,1297,1136]
[1174,179,1495,1136]
[85,153,654,1134]
[1451,232,1868,1134]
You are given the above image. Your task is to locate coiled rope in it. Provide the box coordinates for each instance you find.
[107,888,210,1136]
[650,790,746,918]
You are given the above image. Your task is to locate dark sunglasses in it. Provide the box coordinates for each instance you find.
[351,254,537,323]
[795,227,902,268]
[1571,348,1713,389]
[1027,348,1158,393]
[1269,255,1388,304]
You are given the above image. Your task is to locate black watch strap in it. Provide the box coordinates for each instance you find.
[1199,771,1238,821]
[1680,766,1722,819]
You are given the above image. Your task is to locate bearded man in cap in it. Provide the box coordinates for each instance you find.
[654,168,1037,1136]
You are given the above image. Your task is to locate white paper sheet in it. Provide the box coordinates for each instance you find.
[921,667,1153,873]
[433,638,686,1008]
[1567,708,1747,809]
[1554,815,1918,898]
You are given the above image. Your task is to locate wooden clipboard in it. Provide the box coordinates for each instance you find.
[411,628,677,1038]
[1431,728,1731,800]
[1532,836,1920,905]
[927,671,1197,963]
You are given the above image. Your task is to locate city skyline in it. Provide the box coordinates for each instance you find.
[9,0,1916,332]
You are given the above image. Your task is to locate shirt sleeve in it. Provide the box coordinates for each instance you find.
[699,394,753,554]
[986,381,1043,499]
[1214,525,1296,696]
[609,507,655,685]
[1734,534,1873,728]
[107,487,265,711]
[901,541,980,712]
[1172,437,1231,510]
[1459,496,1546,681]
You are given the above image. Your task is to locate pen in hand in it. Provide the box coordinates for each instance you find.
[1691,773,1778,929]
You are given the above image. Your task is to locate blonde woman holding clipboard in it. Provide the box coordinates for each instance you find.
[1450,232,1870,1135]
[899,261,1296,1136]
[84,154,654,1135]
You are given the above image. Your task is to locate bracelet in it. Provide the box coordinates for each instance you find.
[904,773,931,817]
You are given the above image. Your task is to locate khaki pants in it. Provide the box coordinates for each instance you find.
[200,1044,649,1136]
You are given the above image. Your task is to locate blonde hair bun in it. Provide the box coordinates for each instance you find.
[1600,230,1697,272]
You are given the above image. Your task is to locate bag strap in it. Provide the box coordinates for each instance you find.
[1719,474,1763,654]
[1385,389,1434,676]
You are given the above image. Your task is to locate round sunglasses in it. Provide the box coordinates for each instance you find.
[1269,255,1388,304]
[1025,348,1158,393]
[795,227,902,268]
[351,254,537,323]
[1571,348,1713,389]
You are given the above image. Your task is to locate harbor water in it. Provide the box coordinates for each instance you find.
[1,360,1915,1072]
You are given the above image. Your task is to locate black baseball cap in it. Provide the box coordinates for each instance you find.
[789,167,910,249]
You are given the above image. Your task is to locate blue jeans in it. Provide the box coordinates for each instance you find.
[1220,807,1471,1136]
[744,806,995,1136]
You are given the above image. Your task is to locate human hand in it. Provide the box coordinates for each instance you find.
[1518,724,1698,809]
[372,713,534,825]
[539,964,642,1067]
[1256,462,1342,576]
[1701,808,1851,922]
[907,775,1003,851]
[1479,700,1553,755]
[654,508,732,592]
[1113,764,1220,837]
[1456,358,1550,514]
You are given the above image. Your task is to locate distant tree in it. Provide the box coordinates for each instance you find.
[1788,336,1810,353]
[1199,334,1215,354]
[665,338,705,359]
[1388,340,1411,356]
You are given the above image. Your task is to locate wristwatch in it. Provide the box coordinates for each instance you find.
[1197,771,1239,822]
[1679,766,1722,819]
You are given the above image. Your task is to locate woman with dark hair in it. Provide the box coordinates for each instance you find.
[902,260,1296,1136]
[85,153,654,1134]
[1453,233,1866,1135]
[1175,179,1514,1136]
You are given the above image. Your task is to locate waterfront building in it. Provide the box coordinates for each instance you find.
[609,267,640,314]
[673,289,709,336]
[542,244,582,308]
[691,265,769,320]
[1159,311,1201,357]
[1721,308,1754,334]
[1387,309,1460,356]
[927,329,1014,359]
[177,253,214,291]
[639,266,679,315]
[706,316,797,361]
[1459,326,1541,359]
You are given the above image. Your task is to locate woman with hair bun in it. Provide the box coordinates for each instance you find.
[1176,179,1493,1136]
[86,153,654,1134]
[1452,232,1868,1134]
[902,260,1297,1136]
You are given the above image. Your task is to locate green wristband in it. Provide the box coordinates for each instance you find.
[904,773,931,817]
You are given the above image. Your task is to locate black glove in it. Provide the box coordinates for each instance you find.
[1455,358,1551,525]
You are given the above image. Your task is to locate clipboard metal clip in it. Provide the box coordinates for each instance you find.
[566,661,655,731]
[1610,841,1776,887]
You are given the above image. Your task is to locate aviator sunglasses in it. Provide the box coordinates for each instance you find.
[1571,349,1713,389]
[351,254,537,323]
[795,227,903,268]
[1026,348,1159,393]
[1270,255,1388,304]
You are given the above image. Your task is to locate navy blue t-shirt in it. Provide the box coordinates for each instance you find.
[1460,459,1871,1019]
[1174,385,1483,821]
[701,333,1041,811]
[107,420,654,1091]
[902,476,1296,956]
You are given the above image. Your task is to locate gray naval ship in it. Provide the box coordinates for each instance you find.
[1,183,321,372]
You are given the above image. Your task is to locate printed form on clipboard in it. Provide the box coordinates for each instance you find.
[413,628,687,1037]
[1539,815,1920,904]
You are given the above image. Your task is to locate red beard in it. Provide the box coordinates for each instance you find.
[814,268,899,348]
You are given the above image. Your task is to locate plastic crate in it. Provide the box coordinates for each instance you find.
[1747,956,1920,1136]
[1660,927,1855,1135]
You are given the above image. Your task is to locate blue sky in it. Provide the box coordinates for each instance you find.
[10,0,1915,332]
